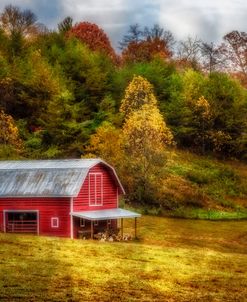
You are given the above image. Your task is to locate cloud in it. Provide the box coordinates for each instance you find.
[158,0,247,42]
[0,0,247,48]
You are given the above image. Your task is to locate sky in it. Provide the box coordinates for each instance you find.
[0,0,246,49]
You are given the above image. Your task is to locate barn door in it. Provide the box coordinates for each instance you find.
[89,173,103,206]
[5,211,38,234]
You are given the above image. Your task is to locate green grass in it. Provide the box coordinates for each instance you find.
[0,216,246,301]
[162,150,247,213]
[167,207,247,220]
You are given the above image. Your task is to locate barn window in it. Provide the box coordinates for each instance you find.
[94,220,99,226]
[89,173,103,206]
[51,217,59,228]
[80,218,85,227]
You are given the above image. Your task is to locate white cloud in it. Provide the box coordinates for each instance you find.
[0,0,247,47]
[158,0,247,42]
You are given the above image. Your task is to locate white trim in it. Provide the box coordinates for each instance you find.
[70,197,74,239]
[94,220,98,226]
[51,217,59,228]
[117,187,119,208]
[3,210,6,233]
[89,173,103,206]
[3,210,39,234]
[37,211,40,235]
[80,218,85,227]
[97,160,125,195]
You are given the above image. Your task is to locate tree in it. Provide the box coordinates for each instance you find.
[118,23,143,49]
[0,5,44,57]
[122,38,172,64]
[120,75,157,118]
[193,96,212,154]
[58,16,73,34]
[176,36,202,69]
[200,42,223,73]
[120,24,173,64]
[123,105,173,158]
[204,72,247,156]
[121,76,173,203]
[85,122,123,168]
[0,109,22,150]
[67,22,117,61]
[0,5,39,37]
[143,24,175,50]
[221,31,247,86]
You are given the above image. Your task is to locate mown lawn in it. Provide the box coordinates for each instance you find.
[0,216,246,301]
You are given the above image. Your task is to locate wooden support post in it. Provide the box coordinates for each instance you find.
[134,217,137,239]
[121,218,123,238]
[91,220,94,239]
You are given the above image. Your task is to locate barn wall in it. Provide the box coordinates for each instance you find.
[0,211,3,232]
[73,163,119,212]
[73,217,118,239]
[0,198,71,237]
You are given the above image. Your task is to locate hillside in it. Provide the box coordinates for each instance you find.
[0,216,246,301]
[1,5,247,214]
[146,150,247,219]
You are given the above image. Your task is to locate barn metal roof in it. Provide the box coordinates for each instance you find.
[0,159,124,197]
[71,208,141,220]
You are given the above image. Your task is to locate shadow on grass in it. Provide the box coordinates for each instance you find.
[0,233,65,301]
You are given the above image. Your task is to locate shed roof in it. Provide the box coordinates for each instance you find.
[71,208,141,220]
[0,159,124,198]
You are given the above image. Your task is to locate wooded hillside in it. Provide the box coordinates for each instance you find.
[0,5,247,213]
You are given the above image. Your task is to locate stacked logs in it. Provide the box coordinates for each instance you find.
[94,231,132,242]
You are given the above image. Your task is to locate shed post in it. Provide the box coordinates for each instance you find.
[121,218,123,238]
[91,220,94,239]
[134,217,137,239]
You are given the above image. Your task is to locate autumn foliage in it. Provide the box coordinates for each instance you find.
[0,110,22,150]
[87,75,173,203]
[67,22,117,61]
[120,75,157,118]
[122,38,172,64]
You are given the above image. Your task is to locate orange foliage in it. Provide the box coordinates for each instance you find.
[67,22,117,62]
[122,38,172,64]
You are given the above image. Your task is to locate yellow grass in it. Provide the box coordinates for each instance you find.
[0,216,246,301]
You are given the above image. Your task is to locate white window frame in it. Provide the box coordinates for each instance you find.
[80,218,85,227]
[94,220,99,226]
[107,220,111,225]
[89,173,103,206]
[51,217,59,228]
[3,210,39,235]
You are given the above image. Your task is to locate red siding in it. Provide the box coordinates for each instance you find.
[0,211,3,233]
[73,163,119,212]
[0,197,71,237]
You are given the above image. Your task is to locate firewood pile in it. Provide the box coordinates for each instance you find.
[94,230,132,242]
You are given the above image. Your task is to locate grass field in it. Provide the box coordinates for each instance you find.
[0,216,246,301]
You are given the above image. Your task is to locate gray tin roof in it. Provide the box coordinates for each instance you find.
[71,208,141,220]
[0,159,124,198]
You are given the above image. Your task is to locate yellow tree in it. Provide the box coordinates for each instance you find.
[121,76,173,203]
[122,104,173,203]
[120,75,157,118]
[0,110,22,151]
[86,76,173,205]
[194,96,212,154]
[85,122,123,169]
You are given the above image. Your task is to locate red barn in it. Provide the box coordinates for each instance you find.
[0,159,140,239]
